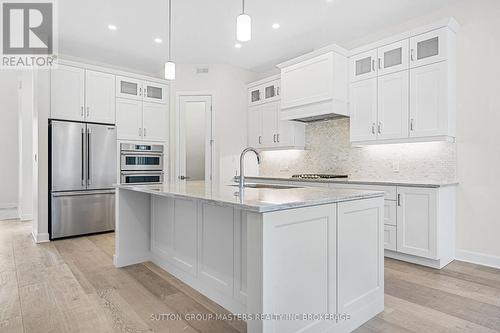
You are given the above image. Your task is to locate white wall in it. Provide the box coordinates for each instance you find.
[0,70,19,214]
[342,0,500,260]
[169,64,259,183]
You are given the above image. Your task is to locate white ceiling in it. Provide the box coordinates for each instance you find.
[58,0,459,74]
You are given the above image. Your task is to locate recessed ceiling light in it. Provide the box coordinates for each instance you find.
[234,43,242,49]
[154,38,163,44]
[272,23,280,29]
[108,24,117,31]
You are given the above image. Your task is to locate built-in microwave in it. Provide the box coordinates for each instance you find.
[120,143,163,171]
[120,171,164,184]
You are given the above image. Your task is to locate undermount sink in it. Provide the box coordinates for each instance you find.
[230,183,302,190]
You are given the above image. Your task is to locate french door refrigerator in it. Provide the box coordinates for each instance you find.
[50,120,116,239]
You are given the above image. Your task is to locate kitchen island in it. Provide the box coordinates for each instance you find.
[114,181,385,333]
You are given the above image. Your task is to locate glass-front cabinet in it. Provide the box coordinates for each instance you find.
[410,27,449,68]
[377,40,409,76]
[248,79,280,106]
[143,81,168,104]
[350,49,378,82]
[116,77,168,104]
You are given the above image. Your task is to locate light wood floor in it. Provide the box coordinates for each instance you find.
[1,219,500,333]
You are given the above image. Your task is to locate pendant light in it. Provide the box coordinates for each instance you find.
[164,0,175,80]
[236,0,251,42]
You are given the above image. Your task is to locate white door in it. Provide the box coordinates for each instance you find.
[248,106,262,147]
[396,187,437,259]
[142,102,168,142]
[50,64,85,121]
[349,78,377,142]
[143,81,168,104]
[377,70,409,140]
[377,40,409,76]
[85,70,116,124]
[178,95,213,181]
[261,102,279,146]
[410,28,449,68]
[409,62,448,138]
[116,98,143,141]
[248,86,263,106]
[350,49,378,82]
[116,76,142,100]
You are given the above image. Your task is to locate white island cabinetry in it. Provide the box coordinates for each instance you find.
[115,182,384,333]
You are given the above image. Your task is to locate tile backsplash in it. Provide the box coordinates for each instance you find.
[259,118,456,182]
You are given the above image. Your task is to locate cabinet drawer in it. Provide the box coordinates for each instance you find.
[329,183,397,201]
[384,225,397,251]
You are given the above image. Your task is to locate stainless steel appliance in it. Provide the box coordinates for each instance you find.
[291,174,349,180]
[120,143,164,184]
[50,120,116,239]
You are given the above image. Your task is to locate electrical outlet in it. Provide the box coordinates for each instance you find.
[393,160,400,173]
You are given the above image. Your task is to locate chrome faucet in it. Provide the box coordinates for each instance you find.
[239,147,261,189]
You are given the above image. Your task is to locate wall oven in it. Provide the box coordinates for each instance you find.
[120,143,164,184]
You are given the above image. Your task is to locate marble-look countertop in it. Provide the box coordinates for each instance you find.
[241,176,458,188]
[116,181,384,213]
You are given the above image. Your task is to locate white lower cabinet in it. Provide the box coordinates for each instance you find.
[384,225,397,251]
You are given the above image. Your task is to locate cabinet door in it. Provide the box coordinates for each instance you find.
[248,106,262,146]
[248,86,263,106]
[350,49,377,82]
[281,52,334,109]
[409,62,448,138]
[410,28,449,68]
[396,187,437,259]
[263,80,280,103]
[143,81,168,104]
[142,102,168,142]
[116,98,143,141]
[261,102,279,146]
[50,64,85,121]
[85,70,116,124]
[377,70,409,140]
[384,225,397,251]
[377,40,409,76]
[116,76,142,100]
[349,78,377,142]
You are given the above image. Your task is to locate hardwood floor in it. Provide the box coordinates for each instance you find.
[1,219,499,333]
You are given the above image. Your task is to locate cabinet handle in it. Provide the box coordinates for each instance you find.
[86,106,90,117]
[397,194,401,206]
[371,123,376,134]
[276,87,280,96]
[139,87,142,96]
[410,49,415,61]
[372,59,375,71]
[139,128,142,137]
[277,134,280,143]
[410,118,414,131]
[378,58,382,69]
[258,135,261,144]
[80,106,84,117]
[378,122,382,134]
[143,128,147,137]
[273,134,276,143]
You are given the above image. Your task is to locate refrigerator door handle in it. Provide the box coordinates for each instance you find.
[52,190,115,197]
[81,128,85,186]
[87,128,92,185]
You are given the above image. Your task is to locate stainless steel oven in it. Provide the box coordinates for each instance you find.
[120,171,164,184]
[120,143,164,171]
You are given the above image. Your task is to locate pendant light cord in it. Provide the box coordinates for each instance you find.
[242,0,245,14]
[168,0,172,61]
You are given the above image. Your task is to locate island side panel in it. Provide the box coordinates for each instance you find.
[261,204,338,333]
[114,188,151,267]
[336,196,384,333]
[246,211,264,333]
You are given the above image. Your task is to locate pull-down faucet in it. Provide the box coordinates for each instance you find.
[239,147,261,189]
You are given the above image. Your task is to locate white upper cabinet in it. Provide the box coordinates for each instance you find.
[248,106,262,146]
[116,98,143,141]
[142,102,168,141]
[263,80,280,103]
[248,86,262,106]
[410,61,450,138]
[85,70,116,124]
[349,78,377,142]
[350,49,378,82]
[377,70,409,140]
[143,81,168,104]
[410,28,449,68]
[261,102,279,146]
[248,78,280,106]
[51,64,85,121]
[377,40,409,76]
[116,76,142,100]
[278,49,349,121]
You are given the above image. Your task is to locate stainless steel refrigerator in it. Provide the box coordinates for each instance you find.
[50,120,116,239]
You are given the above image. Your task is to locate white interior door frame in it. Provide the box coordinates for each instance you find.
[175,93,214,182]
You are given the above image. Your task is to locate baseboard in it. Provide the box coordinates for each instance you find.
[19,213,33,221]
[31,232,50,243]
[0,208,19,220]
[455,249,500,269]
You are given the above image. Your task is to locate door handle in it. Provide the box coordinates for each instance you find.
[80,106,84,117]
[276,87,280,96]
[178,176,190,180]
[87,128,92,185]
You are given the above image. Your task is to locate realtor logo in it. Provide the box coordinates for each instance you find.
[1,1,56,68]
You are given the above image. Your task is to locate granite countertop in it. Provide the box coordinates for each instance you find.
[241,176,458,188]
[116,181,384,213]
